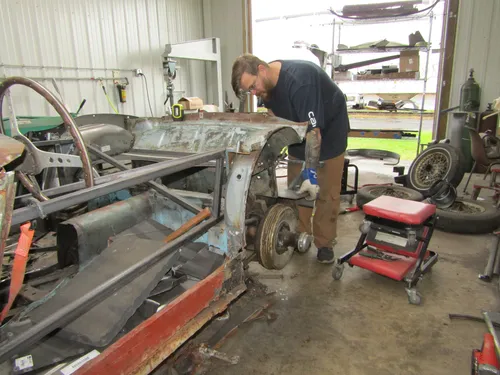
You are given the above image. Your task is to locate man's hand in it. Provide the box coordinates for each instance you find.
[298,168,319,200]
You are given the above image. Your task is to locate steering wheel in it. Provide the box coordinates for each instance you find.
[0,77,94,201]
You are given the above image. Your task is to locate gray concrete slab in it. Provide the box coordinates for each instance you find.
[207,160,500,375]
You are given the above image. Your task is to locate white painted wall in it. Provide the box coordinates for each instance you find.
[0,0,207,118]
[450,0,500,111]
[203,0,248,108]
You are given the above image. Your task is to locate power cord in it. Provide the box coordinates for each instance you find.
[99,80,119,114]
[139,72,154,117]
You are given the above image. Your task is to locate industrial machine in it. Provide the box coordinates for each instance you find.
[0,77,313,373]
[332,195,439,305]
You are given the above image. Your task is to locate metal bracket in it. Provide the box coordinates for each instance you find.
[162,38,223,111]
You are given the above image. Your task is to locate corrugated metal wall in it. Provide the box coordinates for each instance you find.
[203,0,247,107]
[0,0,207,117]
[450,0,500,111]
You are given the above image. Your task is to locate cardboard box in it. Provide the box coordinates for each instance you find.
[399,51,420,72]
[178,97,204,110]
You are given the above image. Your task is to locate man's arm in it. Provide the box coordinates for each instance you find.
[291,83,325,200]
[291,83,325,166]
[305,127,322,170]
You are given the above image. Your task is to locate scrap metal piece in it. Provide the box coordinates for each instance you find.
[198,345,239,365]
[149,274,188,297]
[175,246,225,280]
[479,235,500,282]
[0,214,221,361]
[57,193,153,266]
[3,319,92,375]
[28,219,180,347]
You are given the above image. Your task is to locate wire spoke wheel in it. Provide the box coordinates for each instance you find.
[414,152,450,187]
[407,144,465,196]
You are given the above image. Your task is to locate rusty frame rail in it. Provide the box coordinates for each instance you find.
[75,260,245,375]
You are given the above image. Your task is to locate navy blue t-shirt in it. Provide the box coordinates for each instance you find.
[263,60,350,161]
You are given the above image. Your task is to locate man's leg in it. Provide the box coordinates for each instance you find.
[287,158,312,234]
[314,153,345,263]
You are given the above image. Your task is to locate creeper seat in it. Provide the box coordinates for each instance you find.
[333,195,438,305]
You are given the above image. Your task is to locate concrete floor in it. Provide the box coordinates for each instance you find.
[207,160,500,375]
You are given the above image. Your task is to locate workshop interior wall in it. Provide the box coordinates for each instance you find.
[0,0,207,117]
[202,0,248,109]
[449,0,500,111]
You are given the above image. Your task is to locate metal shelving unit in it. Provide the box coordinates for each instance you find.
[331,10,435,156]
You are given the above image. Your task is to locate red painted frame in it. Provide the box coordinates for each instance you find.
[75,262,244,375]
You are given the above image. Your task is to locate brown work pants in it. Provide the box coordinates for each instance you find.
[287,153,345,248]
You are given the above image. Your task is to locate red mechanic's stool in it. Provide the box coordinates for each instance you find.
[332,195,438,305]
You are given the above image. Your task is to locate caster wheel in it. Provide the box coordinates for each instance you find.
[332,262,345,280]
[406,288,422,305]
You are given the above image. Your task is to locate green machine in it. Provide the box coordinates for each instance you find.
[1,115,70,136]
[1,99,85,136]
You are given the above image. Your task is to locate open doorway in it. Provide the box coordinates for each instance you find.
[250,0,445,162]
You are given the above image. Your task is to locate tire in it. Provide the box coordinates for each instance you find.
[407,144,465,197]
[255,204,297,270]
[435,199,500,234]
[356,185,424,209]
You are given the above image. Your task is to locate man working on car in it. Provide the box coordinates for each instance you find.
[231,54,350,263]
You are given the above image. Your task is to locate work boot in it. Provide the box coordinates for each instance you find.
[317,247,335,264]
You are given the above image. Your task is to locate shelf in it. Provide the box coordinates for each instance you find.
[336,46,429,54]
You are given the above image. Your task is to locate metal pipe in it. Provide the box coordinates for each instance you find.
[86,145,202,214]
[415,11,434,156]
[0,215,221,362]
[163,208,212,243]
[255,10,331,22]
[0,63,133,72]
[11,149,225,226]
[15,171,215,204]
[479,234,500,281]
[493,240,500,276]
[212,158,224,218]
[0,77,129,84]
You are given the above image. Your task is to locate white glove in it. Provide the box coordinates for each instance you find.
[297,168,319,201]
